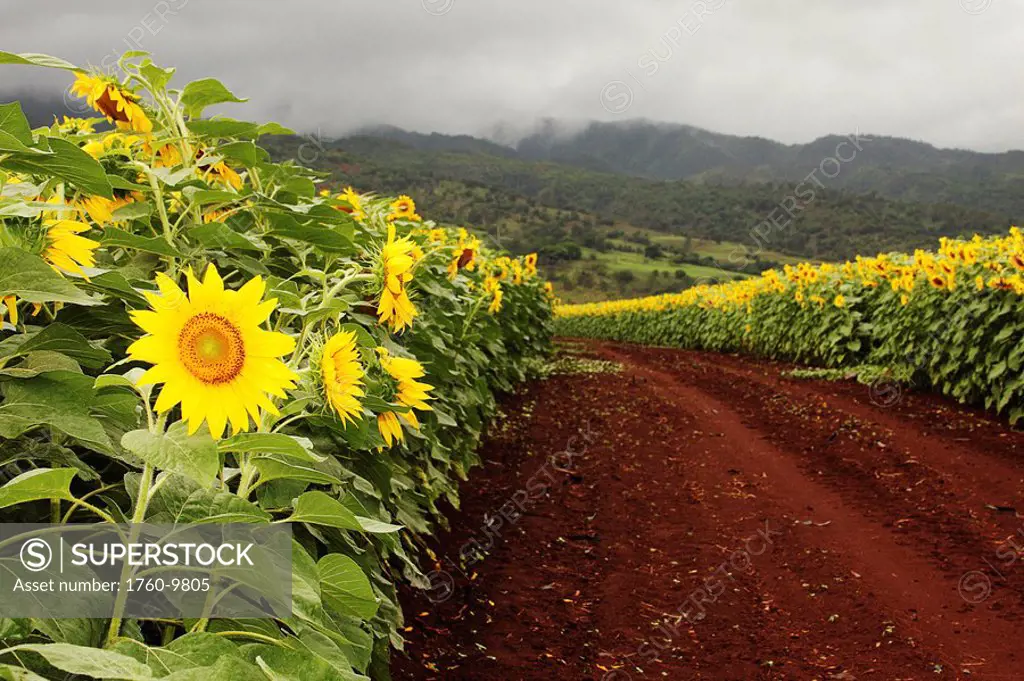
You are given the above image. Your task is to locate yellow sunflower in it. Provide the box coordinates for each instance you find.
[524,252,538,277]
[127,265,298,439]
[70,73,152,133]
[376,347,433,447]
[378,224,418,332]
[76,194,135,228]
[388,195,421,222]
[56,116,95,134]
[1,296,17,326]
[200,160,243,190]
[447,244,477,281]
[321,330,365,425]
[143,141,183,168]
[80,132,141,159]
[484,277,503,314]
[339,187,366,222]
[42,207,100,279]
[833,294,845,308]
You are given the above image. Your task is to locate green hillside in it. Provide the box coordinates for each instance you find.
[263,133,1013,301]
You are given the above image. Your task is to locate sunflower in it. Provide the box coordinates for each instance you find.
[320,330,365,425]
[76,194,135,228]
[524,252,538,277]
[56,116,95,134]
[144,142,183,168]
[1,296,17,326]
[200,161,243,190]
[43,211,100,279]
[484,277,503,314]
[376,347,433,447]
[127,265,298,439]
[377,224,418,332]
[70,73,152,133]
[488,286,504,314]
[388,195,421,222]
[339,187,366,222]
[833,294,845,308]
[491,256,511,281]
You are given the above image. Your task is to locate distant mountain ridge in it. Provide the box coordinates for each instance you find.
[358,120,1024,219]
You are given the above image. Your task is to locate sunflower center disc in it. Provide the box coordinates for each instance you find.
[178,312,245,384]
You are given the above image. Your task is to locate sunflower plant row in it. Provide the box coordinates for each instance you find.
[557,228,1024,422]
[0,51,552,679]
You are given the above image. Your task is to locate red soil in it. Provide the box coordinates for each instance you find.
[393,340,1024,680]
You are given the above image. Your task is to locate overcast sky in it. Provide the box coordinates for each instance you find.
[1,0,1020,152]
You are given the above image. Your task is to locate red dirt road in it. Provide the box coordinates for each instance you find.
[393,340,1024,681]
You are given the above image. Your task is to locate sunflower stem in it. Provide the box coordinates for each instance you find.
[236,455,256,500]
[105,460,154,645]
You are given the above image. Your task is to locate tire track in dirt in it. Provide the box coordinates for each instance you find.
[613,344,1024,627]
[596,342,1024,679]
[395,341,1024,680]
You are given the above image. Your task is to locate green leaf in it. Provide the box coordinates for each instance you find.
[0,52,78,70]
[162,657,264,681]
[121,422,219,488]
[285,491,363,531]
[252,456,342,486]
[110,201,153,221]
[186,119,260,139]
[94,374,137,391]
[353,516,402,534]
[138,61,176,92]
[181,187,244,204]
[258,122,295,137]
[0,103,34,144]
[10,643,153,680]
[188,223,262,252]
[3,138,113,198]
[319,554,378,620]
[111,633,242,676]
[0,131,42,155]
[14,323,112,368]
[175,489,272,524]
[0,372,113,454]
[219,433,323,462]
[218,141,262,167]
[267,214,353,253]
[0,351,80,378]
[0,664,48,681]
[101,228,183,258]
[247,646,360,681]
[0,249,98,305]
[180,78,247,118]
[0,468,77,509]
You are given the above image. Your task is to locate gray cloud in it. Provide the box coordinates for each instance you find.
[1,0,1020,151]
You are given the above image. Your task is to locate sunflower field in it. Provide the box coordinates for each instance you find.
[558,229,1024,422]
[0,51,553,679]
